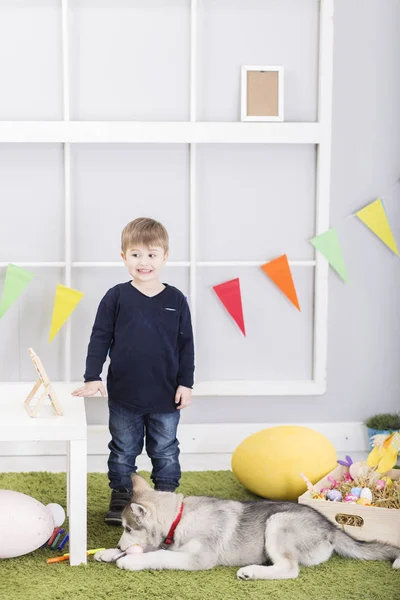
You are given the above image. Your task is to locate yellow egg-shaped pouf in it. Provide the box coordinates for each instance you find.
[232,426,337,501]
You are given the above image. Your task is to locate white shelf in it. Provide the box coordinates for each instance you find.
[193,380,325,396]
[0,121,320,144]
[0,380,325,397]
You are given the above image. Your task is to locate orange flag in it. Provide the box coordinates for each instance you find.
[261,254,301,311]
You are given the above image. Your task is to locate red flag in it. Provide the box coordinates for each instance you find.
[212,278,246,336]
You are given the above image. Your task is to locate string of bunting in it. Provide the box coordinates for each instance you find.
[212,179,400,335]
[0,180,399,341]
[0,266,83,342]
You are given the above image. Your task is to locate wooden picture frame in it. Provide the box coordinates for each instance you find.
[24,348,63,417]
[241,65,284,122]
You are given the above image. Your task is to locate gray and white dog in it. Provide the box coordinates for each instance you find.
[95,474,400,580]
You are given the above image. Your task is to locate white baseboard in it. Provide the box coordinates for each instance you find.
[0,422,370,473]
[0,452,369,474]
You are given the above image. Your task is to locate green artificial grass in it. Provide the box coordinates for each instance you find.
[0,471,398,600]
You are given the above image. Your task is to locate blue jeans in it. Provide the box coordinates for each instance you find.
[107,402,181,492]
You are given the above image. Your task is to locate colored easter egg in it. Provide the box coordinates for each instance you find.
[356,498,371,506]
[350,487,362,497]
[326,489,342,502]
[343,494,359,503]
[382,476,393,488]
[360,488,373,502]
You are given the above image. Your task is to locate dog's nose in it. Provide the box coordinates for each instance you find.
[117,544,121,550]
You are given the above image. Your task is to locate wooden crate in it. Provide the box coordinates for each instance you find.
[298,464,400,546]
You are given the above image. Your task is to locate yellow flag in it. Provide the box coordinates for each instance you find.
[49,284,84,342]
[356,198,399,255]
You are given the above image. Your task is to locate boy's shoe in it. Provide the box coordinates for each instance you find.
[104,488,132,526]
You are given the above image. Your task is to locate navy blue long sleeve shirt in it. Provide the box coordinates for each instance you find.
[83,282,195,413]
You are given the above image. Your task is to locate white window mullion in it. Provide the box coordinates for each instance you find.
[312,0,334,392]
[63,144,72,383]
[189,0,197,338]
[189,145,197,339]
[62,0,72,382]
[190,0,197,123]
[61,0,71,123]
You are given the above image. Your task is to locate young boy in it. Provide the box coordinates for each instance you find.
[72,217,194,525]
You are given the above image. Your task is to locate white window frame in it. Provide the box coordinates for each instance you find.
[0,0,334,397]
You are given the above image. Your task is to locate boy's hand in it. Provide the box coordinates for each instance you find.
[175,385,192,410]
[72,381,106,397]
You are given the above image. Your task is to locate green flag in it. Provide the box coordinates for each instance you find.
[310,228,348,282]
[0,264,34,318]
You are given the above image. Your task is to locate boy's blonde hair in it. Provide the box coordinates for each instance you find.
[121,218,169,254]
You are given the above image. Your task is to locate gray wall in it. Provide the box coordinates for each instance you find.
[0,0,399,425]
[190,0,400,424]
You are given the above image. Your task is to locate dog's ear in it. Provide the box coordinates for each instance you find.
[131,473,152,494]
[130,503,148,519]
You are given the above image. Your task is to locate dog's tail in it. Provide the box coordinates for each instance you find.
[334,529,400,567]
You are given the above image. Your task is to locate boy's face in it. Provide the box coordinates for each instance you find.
[121,245,168,284]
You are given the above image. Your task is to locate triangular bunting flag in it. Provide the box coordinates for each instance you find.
[49,284,84,342]
[261,254,301,311]
[310,228,348,282]
[0,264,34,318]
[212,278,246,336]
[356,198,399,255]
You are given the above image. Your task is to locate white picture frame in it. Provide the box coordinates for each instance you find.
[241,65,284,122]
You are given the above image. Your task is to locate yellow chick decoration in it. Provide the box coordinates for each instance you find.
[367,431,400,473]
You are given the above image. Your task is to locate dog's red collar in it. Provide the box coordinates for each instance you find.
[161,502,184,549]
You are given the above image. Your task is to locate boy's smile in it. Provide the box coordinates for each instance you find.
[121,245,168,289]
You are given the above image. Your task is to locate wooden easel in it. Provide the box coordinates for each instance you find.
[24,348,63,417]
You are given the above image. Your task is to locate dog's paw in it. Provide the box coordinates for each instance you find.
[393,556,400,569]
[94,548,121,563]
[116,554,143,571]
[237,565,257,580]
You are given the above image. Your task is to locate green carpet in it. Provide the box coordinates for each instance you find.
[0,471,398,600]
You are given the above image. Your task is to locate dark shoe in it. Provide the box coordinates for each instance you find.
[104,488,132,526]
